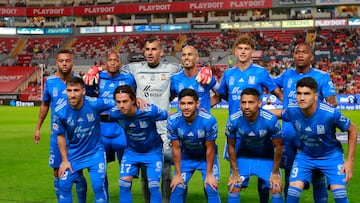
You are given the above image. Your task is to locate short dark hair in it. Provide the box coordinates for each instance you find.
[57,49,72,56]
[241,88,260,99]
[178,88,199,101]
[296,77,318,92]
[66,76,84,88]
[294,42,314,54]
[114,85,136,101]
[144,37,162,48]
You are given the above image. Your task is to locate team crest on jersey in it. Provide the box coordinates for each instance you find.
[248,76,255,85]
[177,128,184,139]
[259,130,267,138]
[229,76,235,85]
[287,78,293,89]
[161,74,166,80]
[86,113,95,122]
[53,88,58,97]
[316,125,325,134]
[139,121,148,128]
[197,130,205,138]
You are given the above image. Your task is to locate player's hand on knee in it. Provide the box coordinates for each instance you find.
[196,66,212,85]
[228,171,241,192]
[204,174,218,191]
[170,175,184,192]
[270,173,282,194]
[83,66,102,86]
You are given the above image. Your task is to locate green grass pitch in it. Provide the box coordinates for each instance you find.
[0,106,359,202]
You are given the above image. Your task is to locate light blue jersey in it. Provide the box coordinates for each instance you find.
[109,104,168,153]
[226,109,282,159]
[274,68,336,108]
[170,70,217,112]
[281,102,350,157]
[218,64,278,115]
[53,96,114,171]
[43,75,71,168]
[53,96,114,203]
[167,109,218,159]
[274,68,336,170]
[167,109,220,203]
[282,102,352,202]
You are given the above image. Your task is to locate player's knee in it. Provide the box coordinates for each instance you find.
[172,184,186,197]
[119,179,132,190]
[205,184,219,198]
[148,180,161,197]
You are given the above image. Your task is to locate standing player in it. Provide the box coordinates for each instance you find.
[282,77,357,203]
[54,76,113,203]
[274,43,337,201]
[122,37,181,203]
[217,34,283,203]
[170,44,218,112]
[33,49,87,202]
[109,85,168,203]
[85,51,136,199]
[226,88,283,203]
[167,88,220,203]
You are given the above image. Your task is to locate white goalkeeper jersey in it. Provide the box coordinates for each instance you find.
[122,61,182,135]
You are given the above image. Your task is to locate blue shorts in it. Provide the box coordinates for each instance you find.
[290,151,346,186]
[120,148,163,182]
[176,155,220,185]
[237,157,278,189]
[101,122,127,163]
[49,134,61,168]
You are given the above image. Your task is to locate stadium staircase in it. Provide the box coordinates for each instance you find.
[10,38,27,58]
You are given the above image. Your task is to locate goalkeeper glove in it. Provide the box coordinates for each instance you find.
[82,66,102,86]
[196,66,212,85]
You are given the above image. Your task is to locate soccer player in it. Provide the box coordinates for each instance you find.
[170,44,218,112]
[85,51,136,199]
[282,77,357,203]
[121,37,181,203]
[167,88,220,203]
[33,49,87,202]
[109,85,168,203]
[54,76,113,203]
[274,42,337,201]
[217,34,283,203]
[226,88,283,203]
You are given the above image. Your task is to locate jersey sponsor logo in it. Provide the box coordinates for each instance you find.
[142,85,163,97]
